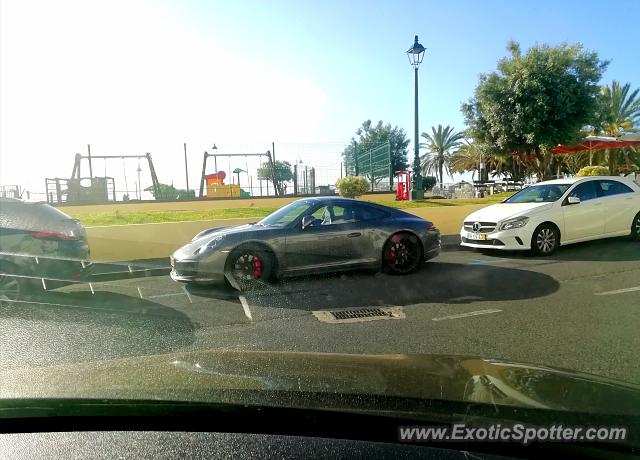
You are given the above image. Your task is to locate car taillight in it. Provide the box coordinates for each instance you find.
[426,222,438,232]
[31,230,79,240]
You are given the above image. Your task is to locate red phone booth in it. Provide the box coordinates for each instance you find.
[395,170,411,201]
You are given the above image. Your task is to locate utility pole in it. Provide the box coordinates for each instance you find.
[184,143,190,192]
[87,144,93,179]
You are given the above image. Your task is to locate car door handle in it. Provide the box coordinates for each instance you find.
[347,232,362,238]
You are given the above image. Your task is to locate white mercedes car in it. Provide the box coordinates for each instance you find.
[460,176,640,255]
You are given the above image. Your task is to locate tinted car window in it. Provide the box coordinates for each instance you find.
[258,201,313,227]
[332,205,358,224]
[311,206,328,220]
[598,180,633,197]
[358,205,388,221]
[569,181,598,201]
[307,204,358,226]
[505,184,571,203]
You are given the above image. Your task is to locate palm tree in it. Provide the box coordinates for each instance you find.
[598,81,640,173]
[449,140,481,180]
[420,125,464,187]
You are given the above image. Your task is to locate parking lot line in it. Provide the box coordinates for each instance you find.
[432,309,502,321]
[239,295,253,320]
[467,259,506,266]
[146,292,185,299]
[182,285,193,304]
[595,286,640,296]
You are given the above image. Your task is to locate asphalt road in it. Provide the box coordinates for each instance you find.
[2,236,640,385]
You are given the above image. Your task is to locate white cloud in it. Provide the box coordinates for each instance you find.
[0,0,327,192]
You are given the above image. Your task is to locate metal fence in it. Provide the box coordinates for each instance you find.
[15,141,396,203]
[0,185,22,199]
[343,142,392,192]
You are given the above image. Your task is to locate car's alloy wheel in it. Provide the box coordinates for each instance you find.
[384,233,422,275]
[0,273,21,302]
[225,245,274,290]
[531,224,559,256]
[632,213,640,241]
[233,253,264,281]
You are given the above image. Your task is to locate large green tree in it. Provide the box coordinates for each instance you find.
[462,41,608,180]
[257,160,293,196]
[420,124,464,186]
[342,120,409,186]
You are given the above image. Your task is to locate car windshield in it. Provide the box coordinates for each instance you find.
[504,184,571,203]
[257,201,313,227]
[2,0,640,450]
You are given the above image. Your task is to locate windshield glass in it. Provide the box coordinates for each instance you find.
[257,201,313,227]
[504,184,571,203]
[2,0,640,448]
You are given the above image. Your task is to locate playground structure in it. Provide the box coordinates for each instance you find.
[198,148,276,198]
[203,171,249,198]
[28,141,398,204]
[45,149,161,204]
[394,170,412,200]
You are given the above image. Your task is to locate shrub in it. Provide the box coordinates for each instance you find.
[335,176,370,198]
[576,166,609,177]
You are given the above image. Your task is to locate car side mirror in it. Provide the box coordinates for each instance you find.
[567,196,581,205]
[301,215,315,230]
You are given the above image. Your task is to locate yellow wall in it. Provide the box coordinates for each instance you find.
[59,197,295,215]
[59,194,399,215]
[86,204,486,261]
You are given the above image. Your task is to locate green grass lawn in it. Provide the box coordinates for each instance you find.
[78,207,278,227]
[75,192,514,227]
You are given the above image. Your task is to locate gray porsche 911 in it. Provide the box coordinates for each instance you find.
[170,197,440,289]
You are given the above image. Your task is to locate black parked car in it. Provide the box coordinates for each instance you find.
[0,198,91,301]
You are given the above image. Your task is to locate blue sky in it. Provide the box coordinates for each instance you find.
[188,0,637,139]
[1,0,638,193]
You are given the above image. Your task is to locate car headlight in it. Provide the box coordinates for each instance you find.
[500,216,529,231]
[194,235,225,255]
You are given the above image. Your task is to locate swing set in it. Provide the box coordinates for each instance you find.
[45,150,161,204]
[198,147,276,198]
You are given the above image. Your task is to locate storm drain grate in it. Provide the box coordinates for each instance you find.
[313,307,405,324]
[331,308,390,320]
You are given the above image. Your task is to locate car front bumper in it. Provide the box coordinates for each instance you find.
[170,249,229,285]
[459,226,534,251]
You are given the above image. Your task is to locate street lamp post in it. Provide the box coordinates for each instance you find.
[406,35,426,200]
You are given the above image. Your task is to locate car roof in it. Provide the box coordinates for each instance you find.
[538,176,636,185]
[299,196,364,204]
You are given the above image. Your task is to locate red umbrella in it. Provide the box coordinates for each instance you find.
[553,136,640,154]
[553,136,640,167]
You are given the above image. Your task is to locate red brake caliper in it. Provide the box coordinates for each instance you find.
[252,255,262,279]
[388,235,402,263]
